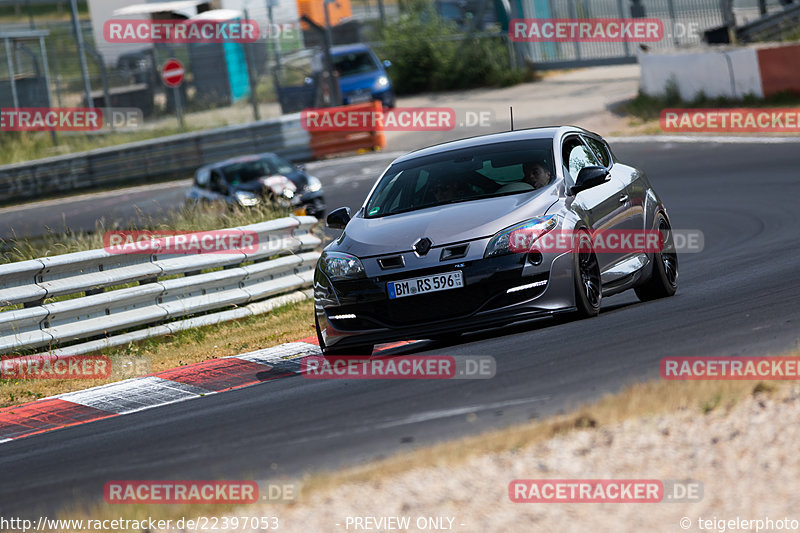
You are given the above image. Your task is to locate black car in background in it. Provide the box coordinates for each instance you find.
[187,153,325,218]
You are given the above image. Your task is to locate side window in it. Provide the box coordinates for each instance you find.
[195,168,210,188]
[210,170,226,193]
[562,136,599,181]
[583,136,611,168]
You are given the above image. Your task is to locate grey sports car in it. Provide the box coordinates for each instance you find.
[314,126,677,355]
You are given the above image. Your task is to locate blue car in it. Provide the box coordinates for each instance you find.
[330,44,395,108]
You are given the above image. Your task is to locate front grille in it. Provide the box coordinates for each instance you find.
[384,284,491,325]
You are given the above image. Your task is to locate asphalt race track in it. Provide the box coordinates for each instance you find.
[2,139,800,516]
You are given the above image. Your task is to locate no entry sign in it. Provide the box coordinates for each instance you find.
[161,58,185,88]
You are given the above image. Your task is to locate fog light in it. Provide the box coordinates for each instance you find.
[330,313,357,320]
[527,250,543,265]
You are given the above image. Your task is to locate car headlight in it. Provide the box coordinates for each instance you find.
[304,176,322,193]
[484,215,557,258]
[319,251,366,281]
[375,75,389,89]
[234,191,261,207]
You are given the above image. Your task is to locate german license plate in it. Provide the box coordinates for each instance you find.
[387,271,464,299]
[348,91,372,104]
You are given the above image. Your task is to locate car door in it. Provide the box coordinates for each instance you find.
[583,135,645,236]
[209,170,228,202]
[561,134,628,273]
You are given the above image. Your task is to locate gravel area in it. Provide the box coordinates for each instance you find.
[220,384,800,533]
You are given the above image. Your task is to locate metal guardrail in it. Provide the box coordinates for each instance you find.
[737,4,800,42]
[0,113,312,204]
[0,216,321,357]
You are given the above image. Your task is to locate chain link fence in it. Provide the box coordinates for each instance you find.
[0,0,796,145]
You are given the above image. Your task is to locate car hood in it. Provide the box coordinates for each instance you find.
[230,181,265,194]
[339,70,382,93]
[334,191,559,257]
[284,169,308,189]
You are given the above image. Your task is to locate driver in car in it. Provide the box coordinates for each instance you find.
[432,180,463,203]
[522,162,552,189]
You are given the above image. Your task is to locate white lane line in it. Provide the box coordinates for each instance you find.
[280,396,552,447]
[373,396,551,429]
[607,135,800,144]
[0,438,12,444]
[58,376,208,415]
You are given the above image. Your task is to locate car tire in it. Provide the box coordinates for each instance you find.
[572,230,601,318]
[315,315,374,356]
[635,214,678,301]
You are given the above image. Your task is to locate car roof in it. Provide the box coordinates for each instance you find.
[390,126,593,164]
[198,153,278,172]
[330,43,372,56]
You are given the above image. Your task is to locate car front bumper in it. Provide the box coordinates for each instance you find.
[315,250,576,350]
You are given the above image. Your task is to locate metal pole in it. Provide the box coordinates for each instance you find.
[323,0,341,105]
[26,0,34,29]
[86,46,111,129]
[5,39,19,108]
[567,0,581,61]
[377,0,386,23]
[616,0,630,57]
[666,0,679,47]
[39,36,58,144]
[268,4,281,69]
[173,86,185,129]
[244,8,261,122]
[70,0,94,108]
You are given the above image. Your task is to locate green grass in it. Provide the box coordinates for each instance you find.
[0,0,87,23]
[0,125,201,166]
[0,201,288,263]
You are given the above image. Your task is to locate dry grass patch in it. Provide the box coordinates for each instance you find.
[301,377,783,495]
[0,299,316,408]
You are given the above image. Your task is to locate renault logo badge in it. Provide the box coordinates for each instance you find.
[413,237,432,256]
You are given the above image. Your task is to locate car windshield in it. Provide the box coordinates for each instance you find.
[364,139,554,218]
[333,51,379,76]
[261,154,296,175]
[220,160,270,184]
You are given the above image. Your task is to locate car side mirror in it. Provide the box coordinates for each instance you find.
[570,166,610,195]
[383,59,392,69]
[326,207,351,229]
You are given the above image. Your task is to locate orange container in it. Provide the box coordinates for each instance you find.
[298,0,352,30]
